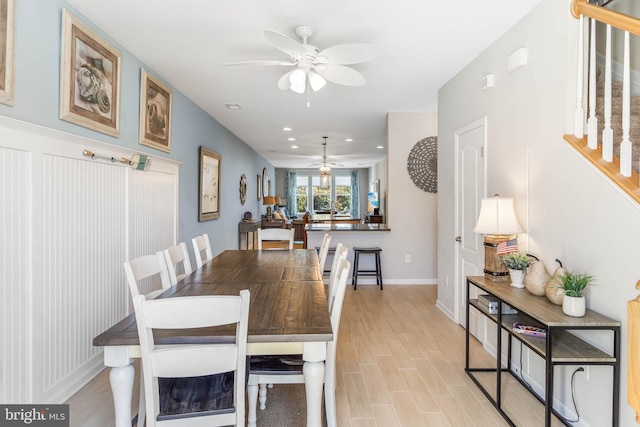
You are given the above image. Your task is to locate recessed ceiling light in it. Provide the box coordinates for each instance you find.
[283,127,292,131]
[288,137,296,141]
[225,103,241,110]
[377,145,384,149]
[345,138,353,142]
[291,145,298,149]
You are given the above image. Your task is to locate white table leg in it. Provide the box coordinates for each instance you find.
[303,360,325,427]
[109,364,135,427]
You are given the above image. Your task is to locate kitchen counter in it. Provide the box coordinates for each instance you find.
[306,223,391,232]
[311,214,361,224]
[306,223,391,285]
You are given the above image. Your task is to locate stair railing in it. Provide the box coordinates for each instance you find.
[567,0,640,205]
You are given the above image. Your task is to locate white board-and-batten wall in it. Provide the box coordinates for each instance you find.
[0,115,180,403]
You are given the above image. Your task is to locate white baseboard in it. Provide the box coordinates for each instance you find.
[349,279,437,285]
[435,300,455,320]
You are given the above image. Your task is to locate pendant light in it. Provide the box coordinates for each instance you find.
[320,136,330,187]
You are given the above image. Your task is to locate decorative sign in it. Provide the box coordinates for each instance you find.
[407,136,437,193]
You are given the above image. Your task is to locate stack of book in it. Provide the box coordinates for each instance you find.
[477,294,518,315]
[513,322,546,338]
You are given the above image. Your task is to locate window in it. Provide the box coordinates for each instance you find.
[312,175,331,211]
[295,173,354,216]
[296,175,308,214]
[334,176,351,214]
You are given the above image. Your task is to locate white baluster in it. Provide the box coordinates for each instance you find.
[587,18,598,149]
[575,15,585,138]
[621,31,632,177]
[603,24,613,162]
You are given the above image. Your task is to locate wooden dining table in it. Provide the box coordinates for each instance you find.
[93,249,332,427]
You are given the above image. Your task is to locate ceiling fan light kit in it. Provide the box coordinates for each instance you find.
[224,25,381,103]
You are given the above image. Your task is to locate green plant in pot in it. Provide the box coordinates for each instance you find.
[500,252,532,288]
[558,271,594,317]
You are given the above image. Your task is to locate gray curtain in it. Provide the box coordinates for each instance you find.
[285,171,297,215]
[350,170,359,218]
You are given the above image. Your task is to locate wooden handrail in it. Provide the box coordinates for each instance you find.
[572,0,640,36]
[564,134,640,205]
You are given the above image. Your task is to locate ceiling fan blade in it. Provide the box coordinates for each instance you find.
[317,64,366,86]
[317,43,382,65]
[264,29,306,56]
[277,70,295,90]
[222,60,295,67]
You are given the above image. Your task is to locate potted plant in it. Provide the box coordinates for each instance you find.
[500,252,532,288]
[558,271,594,317]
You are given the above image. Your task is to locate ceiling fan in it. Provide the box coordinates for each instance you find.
[307,136,344,168]
[223,25,381,95]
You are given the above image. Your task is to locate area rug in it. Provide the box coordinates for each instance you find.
[250,383,327,427]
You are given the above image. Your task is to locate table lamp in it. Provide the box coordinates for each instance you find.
[263,196,276,221]
[473,194,523,282]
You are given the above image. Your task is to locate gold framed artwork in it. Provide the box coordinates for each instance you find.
[0,0,16,106]
[139,69,172,152]
[60,9,121,137]
[199,147,221,221]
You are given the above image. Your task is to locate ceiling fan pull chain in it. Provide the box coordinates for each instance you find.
[307,79,311,108]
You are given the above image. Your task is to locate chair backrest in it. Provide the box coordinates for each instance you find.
[318,233,332,274]
[123,252,171,300]
[327,243,349,311]
[192,233,213,269]
[257,228,294,250]
[162,242,193,285]
[133,290,250,427]
[291,220,307,247]
[326,258,350,382]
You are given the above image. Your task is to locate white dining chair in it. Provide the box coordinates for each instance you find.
[192,233,213,269]
[327,243,348,311]
[318,233,332,276]
[162,242,193,285]
[122,251,173,427]
[257,228,295,250]
[133,290,250,427]
[123,252,171,300]
[246,258,351,427]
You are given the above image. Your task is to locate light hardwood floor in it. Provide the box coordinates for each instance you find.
[66,285,564,426]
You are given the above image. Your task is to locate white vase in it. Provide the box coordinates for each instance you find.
[509,269,525,288]
[562,295,586,317]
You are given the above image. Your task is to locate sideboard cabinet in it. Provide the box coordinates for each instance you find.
[465,276,620,427]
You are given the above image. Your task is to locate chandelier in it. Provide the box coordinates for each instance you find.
[320,136,330,187]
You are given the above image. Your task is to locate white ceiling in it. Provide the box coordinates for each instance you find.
[66,0,541,169]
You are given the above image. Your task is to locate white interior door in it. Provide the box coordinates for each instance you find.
[454,118,486,339]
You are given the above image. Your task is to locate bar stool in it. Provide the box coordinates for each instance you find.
[352,247,383,290]
[316,246,336,276]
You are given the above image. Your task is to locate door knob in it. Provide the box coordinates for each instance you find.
[455,236,462,242]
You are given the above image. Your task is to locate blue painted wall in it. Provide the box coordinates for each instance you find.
[0,0,273,255]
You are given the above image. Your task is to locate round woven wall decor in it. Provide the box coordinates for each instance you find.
[407,136,438,193]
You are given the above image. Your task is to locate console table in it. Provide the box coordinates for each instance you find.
[465,276,620,427]
[238,221,259,249]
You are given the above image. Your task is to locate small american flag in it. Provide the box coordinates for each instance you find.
[496,238,518,256]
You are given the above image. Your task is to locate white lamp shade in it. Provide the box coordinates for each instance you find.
[473,196,523,235]
[289,69,306,93]
[308,71,326,92]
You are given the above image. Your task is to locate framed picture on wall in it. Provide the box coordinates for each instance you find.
[0,0,16,106]
[139,68,172,152]
[199,147,221,221]
[59,9,121,137]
